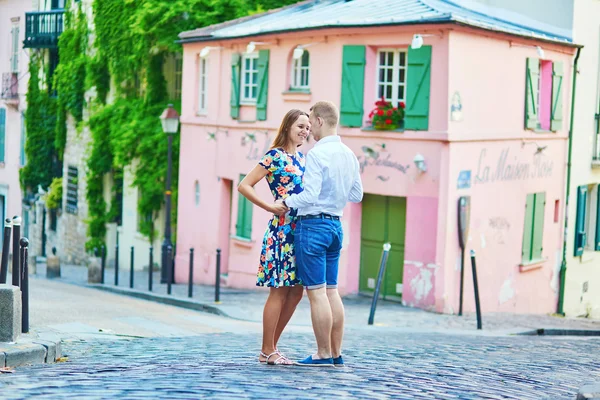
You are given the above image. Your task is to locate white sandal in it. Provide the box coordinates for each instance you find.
[266,351,294,365]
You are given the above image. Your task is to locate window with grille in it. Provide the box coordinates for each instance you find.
[241,53,259,103]
[291,51,310,90]
[66,166,78,214]
[376,49,407,107]
[198,56,208,114]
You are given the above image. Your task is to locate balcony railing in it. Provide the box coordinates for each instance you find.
[23,10,65,49]
[1,73,19,101]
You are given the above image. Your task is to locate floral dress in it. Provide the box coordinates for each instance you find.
[256,148,305,288]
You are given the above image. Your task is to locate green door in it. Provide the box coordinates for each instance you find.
[359,194,406,298]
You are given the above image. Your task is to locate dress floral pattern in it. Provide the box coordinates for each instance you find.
[257,148,305,287]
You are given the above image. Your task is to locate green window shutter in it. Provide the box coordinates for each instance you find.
[574,185,588,256]
[340,45,365,127]
[230,53,241,119]
[242,196,253,239]
[531,192,546,260]
[522,194,535,263]
[405,45,432,131]
[525,58,540,129]
[551,61,564,131]
[256,49,270,121]
[0,108,5,163]
[235,175,253,239]
[595,185,600,251]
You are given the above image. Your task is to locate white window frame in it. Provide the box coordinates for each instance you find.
[375,48,408,107]
[240,52,259,104]
[11,24,19,73]
[585,184,597,250]
[290,51,310,90]
[197,55,208,115]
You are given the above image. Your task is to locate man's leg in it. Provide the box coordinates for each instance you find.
[327,288,344,358]
[326,222,344,359]
[306,287,333,359]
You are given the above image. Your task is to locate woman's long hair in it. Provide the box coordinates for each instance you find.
[270,109,308,150]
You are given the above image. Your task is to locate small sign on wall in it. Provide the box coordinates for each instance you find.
[451,91,463,121]
[457,170,472,189]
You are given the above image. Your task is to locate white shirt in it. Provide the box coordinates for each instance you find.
[286,135,363,216]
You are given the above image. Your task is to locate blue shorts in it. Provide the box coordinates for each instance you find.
[295,216,343,290]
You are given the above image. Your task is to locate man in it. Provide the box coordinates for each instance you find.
[280,101,363,367]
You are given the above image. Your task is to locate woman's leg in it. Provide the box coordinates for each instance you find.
[274,285,304,347]
[260,287,290,361]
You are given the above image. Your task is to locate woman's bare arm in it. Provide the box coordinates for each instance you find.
[238,164,281,214]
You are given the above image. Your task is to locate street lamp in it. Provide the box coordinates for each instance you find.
[160,104,180,284]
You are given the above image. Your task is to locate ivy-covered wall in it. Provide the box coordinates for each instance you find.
[23,0,300,253]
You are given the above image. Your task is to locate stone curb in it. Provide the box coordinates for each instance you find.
[0,337,62,368]
[578,384,600,399]
[88,284,233,319]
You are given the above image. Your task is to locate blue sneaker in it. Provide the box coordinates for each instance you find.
[296,355,334,367]
[333,356,344,367]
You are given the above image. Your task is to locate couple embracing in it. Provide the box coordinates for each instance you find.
[238,101,363,367]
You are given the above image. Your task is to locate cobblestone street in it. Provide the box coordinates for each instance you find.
[2,330,600,399]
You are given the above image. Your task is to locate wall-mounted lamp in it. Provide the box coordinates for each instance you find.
[361,145,379,159]
[200,46,223,57]
[241,132,257,146]
[509,42,546,59]
[521,140,547,154]
[536,45,545,59]
[292,42,322,59]
[413,153,427,173]
[246,41,270,54]
[411,34,440,49]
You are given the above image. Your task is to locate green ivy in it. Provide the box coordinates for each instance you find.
[46,178,63,210]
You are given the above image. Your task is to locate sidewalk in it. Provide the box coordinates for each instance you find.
[35,262,600,335]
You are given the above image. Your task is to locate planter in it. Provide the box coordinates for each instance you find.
[373,120,404,131]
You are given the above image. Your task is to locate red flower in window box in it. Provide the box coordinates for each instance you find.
[367,98,405,131]
[399,102,406,108]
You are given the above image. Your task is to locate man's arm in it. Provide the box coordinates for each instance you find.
[285,151,323,209]
[348,158,363,203]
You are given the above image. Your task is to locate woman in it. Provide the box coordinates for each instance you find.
[238,109,310,366]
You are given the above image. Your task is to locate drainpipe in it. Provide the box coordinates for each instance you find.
[557,46,582,315]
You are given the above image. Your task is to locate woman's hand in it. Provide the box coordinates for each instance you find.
[270,201,289,216]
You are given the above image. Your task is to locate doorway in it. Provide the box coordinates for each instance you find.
[359,194,406,299]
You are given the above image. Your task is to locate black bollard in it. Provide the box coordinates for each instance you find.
[148,246,153,292]
[115,231,119,286]
[12,216,21,287]
[166,245,173,295]
[101,245,106,284]
[188,248,194,298]
[470,250,482,330]
[215,248,221,303]
[368,243,391,325]
[130,246,135,289]
[20,238,29,333]
[0,218,11,284]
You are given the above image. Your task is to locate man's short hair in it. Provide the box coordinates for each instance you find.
[310,101,339,127]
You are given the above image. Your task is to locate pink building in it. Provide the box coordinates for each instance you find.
[175,0,577,314]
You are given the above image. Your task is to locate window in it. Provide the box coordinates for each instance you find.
[11,24,19,73]
[235,174,253,239]
[585,185,597,250]
[521,192,545,264]
[164,52,182,101]
[575,184,600,254]
[0,108,5,163]
[66,166,78,214]
[194,180,200,206]
[525,58,563,131]
[291,51,310,90]
[175,52,182,100]
[241,53,259,103]
[376,49,407,107]
[20,112,26,166]
[198,56,208,114]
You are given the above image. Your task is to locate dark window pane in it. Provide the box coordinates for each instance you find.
[398,86,404,100]
[379,68,385,81]
[302,51,310,66]
[386,85,392,99]
[399,69,406,83]
[379,52,385,65]
[378,85,384,98]
[387,68,393,82]
[399,52,406,66]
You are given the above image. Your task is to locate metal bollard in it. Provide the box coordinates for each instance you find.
[470,250,483,330]
[20,238,29,333]
[115,231,119,286]
[166,245,173,295]
[101,245,106,284]
[188,248,194,298]
[368,243,391,325]
[130,246,135,289]
[215,248,221,303]
[0,218,11,284]
[12,216,21,287]
[148,246,153,292]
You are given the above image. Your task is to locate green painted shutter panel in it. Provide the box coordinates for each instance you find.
[551,61,564,131]
[230,53,241,119]
[531,192,546,260]
[256,49,270,121]
[242,197,253,239]
[235,175,246,237]
[405,45,432,131]
[595,185,600,251]
[0,108,6,163]
[525,58,540,129]
[574,185,587,256]
[521,194,535,263]
[340,45,365,127]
